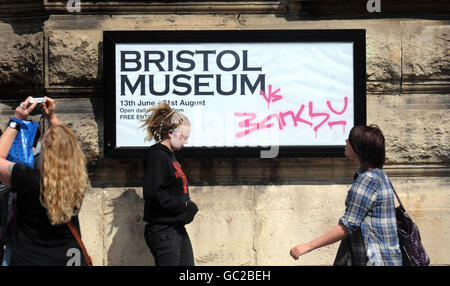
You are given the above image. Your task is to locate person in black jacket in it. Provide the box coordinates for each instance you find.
[141,102,198,266]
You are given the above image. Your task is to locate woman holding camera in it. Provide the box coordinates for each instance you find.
[0,96,89,266]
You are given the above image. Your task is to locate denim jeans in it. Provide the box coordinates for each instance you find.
[144,223,194,266]
[1,243,12,266]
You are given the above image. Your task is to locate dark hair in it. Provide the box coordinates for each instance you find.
[348,124,385,170]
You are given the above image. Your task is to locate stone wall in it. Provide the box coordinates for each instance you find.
[0,1,449,265]
[79,176,450,266]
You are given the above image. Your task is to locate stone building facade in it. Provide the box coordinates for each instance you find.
[0,0,449,265]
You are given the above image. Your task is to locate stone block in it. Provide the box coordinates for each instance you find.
[402,22,450,82]
[254,185,349,265]
[102,14,243,31]
[365,22,402,93]
[102,188,153,266]
[78,186,104,266]
[47,30,102,85]
[367,94,450,164]
[0,22,43,88]
[186,186,255,265]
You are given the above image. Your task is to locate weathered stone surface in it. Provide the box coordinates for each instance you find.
[402,22,450,82]
[47,30,102,85]
[102,188,152,266]
[367,94,450,164]
[187,186,255,265]
[77,178,450,265]
[254,185,346,265]
[103,14,243,31]
[0,22,43,88]
[78,187,153,266]
[78,186,104,266]
[365,22,402,93]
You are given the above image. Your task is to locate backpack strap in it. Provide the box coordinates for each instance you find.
[388,180,406,212]
[67,219,93,266]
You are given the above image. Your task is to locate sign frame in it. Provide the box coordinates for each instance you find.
[103,29,366,159]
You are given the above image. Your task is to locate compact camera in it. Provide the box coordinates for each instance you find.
[30,97,46,103]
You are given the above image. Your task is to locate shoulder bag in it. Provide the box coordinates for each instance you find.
[67,220,93,266]
[390,181,430,266]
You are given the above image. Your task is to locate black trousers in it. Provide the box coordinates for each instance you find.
[144,223,194,266]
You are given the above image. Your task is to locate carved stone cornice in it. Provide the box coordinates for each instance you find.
[402,81,450,94]
[44,1,281,14]
[41,0,450,18]
[1,1,449,18]
[88,158,450,187]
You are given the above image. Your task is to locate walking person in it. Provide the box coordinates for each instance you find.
[290,125,402,266]
[141,102,198,266]
[0,96,89,266]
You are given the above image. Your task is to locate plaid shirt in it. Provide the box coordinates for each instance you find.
[339,168,403,266]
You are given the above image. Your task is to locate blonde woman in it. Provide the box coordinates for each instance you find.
[141,102,198,266]
[0,96,89,266]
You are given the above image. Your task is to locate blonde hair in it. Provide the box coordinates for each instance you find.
[40,125,88,225]
[140,102,190,142]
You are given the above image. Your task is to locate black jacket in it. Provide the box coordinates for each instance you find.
[143,143,198,225]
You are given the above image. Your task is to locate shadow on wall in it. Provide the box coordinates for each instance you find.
[106,188,155,266]
[276,0,450,20]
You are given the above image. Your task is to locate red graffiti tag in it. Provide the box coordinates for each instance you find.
[260,84,283,110]
[279,104,313,128]
[327,96,348,115]
[235,83,349,138]
[173,162,188,194]
[327,96,349,133]
[309,101,330,138]
[235,112,281,138]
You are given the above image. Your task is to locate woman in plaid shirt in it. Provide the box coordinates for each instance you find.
[290,125,402,266]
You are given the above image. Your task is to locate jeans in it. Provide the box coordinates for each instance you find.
[144,223,194,266]
[1,243,12,266]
